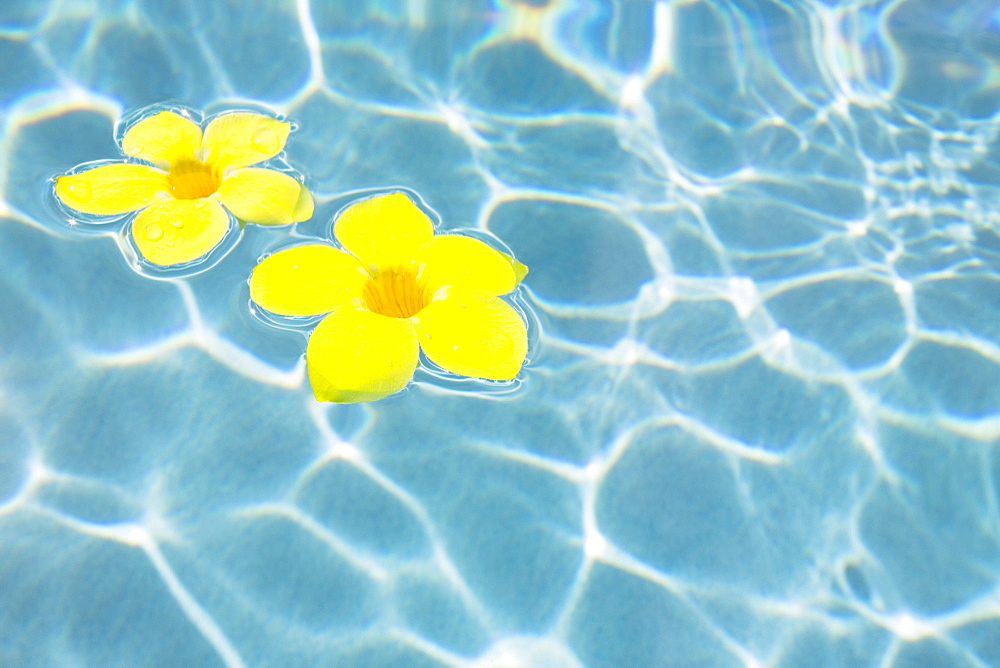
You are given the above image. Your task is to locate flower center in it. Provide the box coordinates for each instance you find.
[168,160,220,200]
[362,267,429,319]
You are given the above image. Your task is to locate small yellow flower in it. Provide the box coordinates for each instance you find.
[250,192,530,403]
[54,109,314,266]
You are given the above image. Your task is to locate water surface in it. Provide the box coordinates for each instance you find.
[2,1,1000,666]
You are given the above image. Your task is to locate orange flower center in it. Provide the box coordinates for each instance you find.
[363,267,430,319]
[168,160,221,200]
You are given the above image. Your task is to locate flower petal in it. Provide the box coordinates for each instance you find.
[55,164,169,216]
[121,111,202,169]
[334,192,434,271]
[250,244,369,317]
[417,234,528,296]
[216,168,306,225]
[293,182,315,222]
[413,292,528,380]
[307,307,419,403]
[131,199,230,266]
[202,112,291,171]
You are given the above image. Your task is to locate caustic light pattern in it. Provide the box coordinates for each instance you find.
[250,192,529,403]
[55,108,313,266]
[5,0,1000,666]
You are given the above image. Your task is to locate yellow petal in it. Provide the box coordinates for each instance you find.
[215,168,304,225]
[417,234,529,296]
[307,307,419,403]
[413,292,528,380]
[511,258,529,284]
[121,111,202,169]
[131,199,230,266]
[333,192,434,271]
[55,164,169,216]
[293,183,314,222]
[202,112,290,171]
[250,244,369,317]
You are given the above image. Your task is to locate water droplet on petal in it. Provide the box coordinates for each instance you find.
[65,180,92,203]
[251,128,280,153]
[125,144,141,156]
[143,223,164,241]
[168,218,184,228]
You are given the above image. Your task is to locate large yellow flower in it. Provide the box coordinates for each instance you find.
[54,109,313,266]
[250,192,530,403]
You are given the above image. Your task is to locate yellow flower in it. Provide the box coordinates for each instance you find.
[54,109,314,266]
[249,192,530,403]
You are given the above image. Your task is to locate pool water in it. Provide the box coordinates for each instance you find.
[3,1,1000,666]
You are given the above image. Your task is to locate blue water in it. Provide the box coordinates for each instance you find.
[3,0,1000,666]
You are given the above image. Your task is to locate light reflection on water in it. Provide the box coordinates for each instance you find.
[2,0,1000,666]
